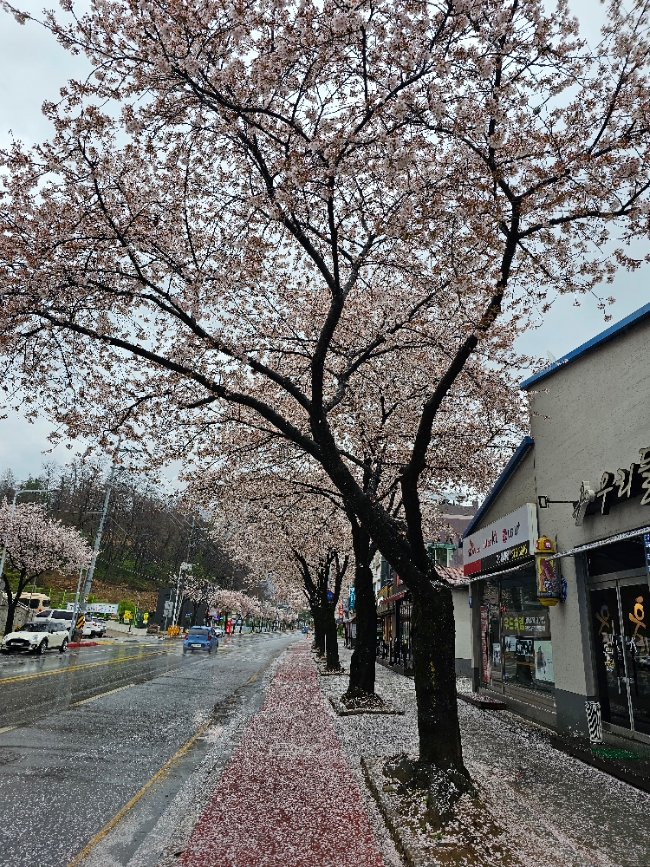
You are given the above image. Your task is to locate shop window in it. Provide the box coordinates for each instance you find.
[587,538,645,576]
[501,571,554,693]
[480,569,554,695]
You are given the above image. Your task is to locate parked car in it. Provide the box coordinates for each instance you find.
[83,616,106,638]
[1,621,69,654]
[35,608,74,624]
[183,627,218,653]
[36,609,106,638]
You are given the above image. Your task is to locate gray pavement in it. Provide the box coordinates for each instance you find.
[0,641,180,729]
[0,631,297,867]
[319,645,650,867]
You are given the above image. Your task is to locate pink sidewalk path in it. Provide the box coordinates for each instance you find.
[181,642,385,867]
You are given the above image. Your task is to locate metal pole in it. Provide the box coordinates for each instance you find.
[77,454,119,634]
[70,568,85,641]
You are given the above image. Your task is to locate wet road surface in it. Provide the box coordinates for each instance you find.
[0,641,182,729]
[0,631,296,867]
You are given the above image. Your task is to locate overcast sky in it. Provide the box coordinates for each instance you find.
[0,0,648,483]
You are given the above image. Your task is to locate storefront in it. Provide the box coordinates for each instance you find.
[461,301,650,739]
[479,568,555,692]
[377,589,413,671]
[570,534,650,736]
[463,500,558,719]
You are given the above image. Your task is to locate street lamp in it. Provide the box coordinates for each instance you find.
[0,488,49,590]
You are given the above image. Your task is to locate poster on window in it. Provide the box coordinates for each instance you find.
[515,638,533,657]
[492,643,501,666]
[534,640,554,682]
[481,606,491,683]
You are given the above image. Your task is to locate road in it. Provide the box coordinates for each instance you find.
[0,631,297,867]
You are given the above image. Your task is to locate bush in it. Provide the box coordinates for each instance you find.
[118,598,136,622]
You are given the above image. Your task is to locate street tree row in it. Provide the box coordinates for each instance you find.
[2,0,650,801]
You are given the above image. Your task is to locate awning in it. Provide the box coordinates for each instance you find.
[465,558,535,581]
[379,590,408,605]
[549,525,650,560]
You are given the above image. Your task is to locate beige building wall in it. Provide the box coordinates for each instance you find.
[474,448,537,528]
[529,316,650,551]
[452,586,471,675]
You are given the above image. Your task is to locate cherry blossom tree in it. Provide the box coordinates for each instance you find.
[0,500,92,634]
[2,0,650,788]
[212,476,354,665]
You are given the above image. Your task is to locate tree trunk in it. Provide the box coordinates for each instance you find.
[324,603,341,670]
[312,606,325,656]
[4,593,19,636]
[411,578,466,774]
[346,524,376,696]
[3,574,28,636]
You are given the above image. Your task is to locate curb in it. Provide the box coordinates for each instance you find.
[457,692,506,710]
[360,756,418,867]
[68,641,99,648]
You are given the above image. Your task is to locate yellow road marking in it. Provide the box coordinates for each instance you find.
[0,725,17,734]
[0,649,172,686]
[65,711,217,867]
[247,658,273,683]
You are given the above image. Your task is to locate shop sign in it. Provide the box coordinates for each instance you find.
[502,610,550,638]
[463,504,538,576]
[535,536,561,606]
[573,446,650,526]
[66,602,118,615]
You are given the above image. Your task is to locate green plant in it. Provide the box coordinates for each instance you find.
[117,598,136,620]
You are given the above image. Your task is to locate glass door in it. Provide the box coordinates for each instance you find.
[619,584,650,735]
[590,581,650,734]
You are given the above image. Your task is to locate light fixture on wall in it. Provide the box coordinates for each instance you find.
[538,496,577,509]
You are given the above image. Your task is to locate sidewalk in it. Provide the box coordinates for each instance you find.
[320,645,650,867]
[180,641,386,867]
[173,641,650,867]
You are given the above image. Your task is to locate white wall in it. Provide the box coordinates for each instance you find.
[452,586,471,663]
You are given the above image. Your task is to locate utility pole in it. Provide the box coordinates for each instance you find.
[171,562,193,629]
[75,452,119,637]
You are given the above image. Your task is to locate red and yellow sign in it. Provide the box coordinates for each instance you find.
[535,537,560,606]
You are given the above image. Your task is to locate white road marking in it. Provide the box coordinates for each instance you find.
[0,725,17,734]
[71,683,135,707]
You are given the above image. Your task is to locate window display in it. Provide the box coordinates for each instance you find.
[480,568,555,694]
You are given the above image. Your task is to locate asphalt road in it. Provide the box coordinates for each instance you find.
[0,631,297,867]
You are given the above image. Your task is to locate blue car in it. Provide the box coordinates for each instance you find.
[183,626,218,653]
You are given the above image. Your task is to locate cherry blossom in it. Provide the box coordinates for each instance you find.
[0,499,92,633]
[1,0,649,775]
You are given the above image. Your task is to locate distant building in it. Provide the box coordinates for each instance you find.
[374,502,477,676]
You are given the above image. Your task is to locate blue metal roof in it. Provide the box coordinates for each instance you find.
[520,301,650,391]
[461,436,534,540]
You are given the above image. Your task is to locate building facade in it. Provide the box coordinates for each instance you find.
[374,503,477,675]
[463,302,650,742]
